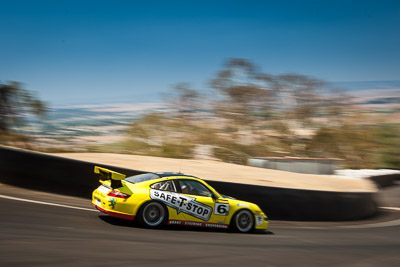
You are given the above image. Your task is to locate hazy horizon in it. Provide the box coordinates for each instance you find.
[45,79,400,107]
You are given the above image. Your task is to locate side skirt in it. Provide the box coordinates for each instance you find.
[168,219,229,229]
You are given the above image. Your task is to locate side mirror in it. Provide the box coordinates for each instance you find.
[211,193,219,200]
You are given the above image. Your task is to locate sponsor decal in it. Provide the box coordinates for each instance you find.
[168,220,229,229]
[256,215,263,226]
[108,198,116,209]
[150,189,212,221]
[185,221,203,227]
[214,203,230,215]
[98,185,110,195]
[204,223,228,229]
[168,220,183,225]
[237,203,249,208]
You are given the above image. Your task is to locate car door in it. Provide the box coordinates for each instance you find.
[175,179,230,226]
[149,180,186,221]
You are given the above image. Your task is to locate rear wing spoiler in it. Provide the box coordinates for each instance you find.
[94,166,126,188]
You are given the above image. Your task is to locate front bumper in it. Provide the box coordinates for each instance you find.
[254,214,269,230]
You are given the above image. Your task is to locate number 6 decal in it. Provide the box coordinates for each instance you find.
[214,203,229,215]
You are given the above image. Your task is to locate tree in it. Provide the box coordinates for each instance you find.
[273,74,325,123]
[0,81,47,143]
[209,58,349,158]
[164,82,201,121]
[210,58,275,127]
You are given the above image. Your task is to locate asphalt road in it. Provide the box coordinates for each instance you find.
[1,183,400,266]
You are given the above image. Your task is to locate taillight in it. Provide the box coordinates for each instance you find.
[107,190,131,199]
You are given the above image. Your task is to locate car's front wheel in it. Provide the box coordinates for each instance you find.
[231,209,254,233]
[138,201,168,228]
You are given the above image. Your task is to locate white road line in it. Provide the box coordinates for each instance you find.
[380,207,400,211]
[0,194,99,212]
[338,219,400,229]
[272,206,400,230]
[274,219,400,230]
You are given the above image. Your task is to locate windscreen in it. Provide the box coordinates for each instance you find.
[125,173,160,184]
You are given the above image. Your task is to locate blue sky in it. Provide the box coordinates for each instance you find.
[1,0,399,105]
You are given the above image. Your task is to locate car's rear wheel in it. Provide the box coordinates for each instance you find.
[231,209,254,233]
[138,201,168,228]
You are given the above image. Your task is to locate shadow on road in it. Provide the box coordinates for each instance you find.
[97,214,273,234]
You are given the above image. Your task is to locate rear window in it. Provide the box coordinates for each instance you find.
[125,173,160,184]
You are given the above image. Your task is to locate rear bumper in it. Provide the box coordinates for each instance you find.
[92,189,136,221]
[93,203,135,220]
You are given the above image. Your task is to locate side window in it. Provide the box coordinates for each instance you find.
[178,180,212,197]
[151,180,176,192]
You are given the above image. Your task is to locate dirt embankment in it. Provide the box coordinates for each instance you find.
[53,152,377,192]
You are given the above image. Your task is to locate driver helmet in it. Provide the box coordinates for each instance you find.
[181,185,189,194]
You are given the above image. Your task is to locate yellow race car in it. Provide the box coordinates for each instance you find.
[92,166,268,233]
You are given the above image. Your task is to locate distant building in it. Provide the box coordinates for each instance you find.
[247,157,341,175]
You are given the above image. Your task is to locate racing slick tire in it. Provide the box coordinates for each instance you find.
[138,201,168,228]
[231,209,254,233]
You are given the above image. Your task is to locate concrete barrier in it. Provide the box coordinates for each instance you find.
[369,173,400,188]
[209,181,377,220]
[0,146,144,198]
[0,146,378,220]
[248,157,339,175]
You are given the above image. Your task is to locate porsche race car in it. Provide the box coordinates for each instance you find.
[92,166,268,233]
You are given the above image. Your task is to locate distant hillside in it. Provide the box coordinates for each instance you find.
[22,103,167,148]
[332,80,400,91]
[22,80,400,150]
